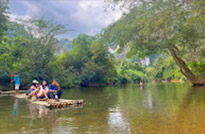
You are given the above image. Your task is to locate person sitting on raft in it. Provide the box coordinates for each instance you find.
[37,80,48,99]
[27,80,40,99]
[48,80,62,99]
[26,80,40,100]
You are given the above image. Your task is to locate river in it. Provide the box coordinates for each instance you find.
[0,83,205,134]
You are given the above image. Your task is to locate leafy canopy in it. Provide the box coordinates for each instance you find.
[0,0,9,38]
[104,0,205,60]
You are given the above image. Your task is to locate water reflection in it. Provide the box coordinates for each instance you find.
[140,86,144,92]
[174,86,205,134]
[27,103,50,118]
[143,90,154,109]
[1,83,205,134]
[13,99,19,116]
[108,106,130,133]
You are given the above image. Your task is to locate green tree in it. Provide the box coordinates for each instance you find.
[88,40,117,84]
[104,0,205,85]
[6,21,30,38]
[49,60,81,87]
[0,35,29,83]
[0,18,67,84]
[59,34,117,86]
[16,18,67,83]
[116,59,147,83]
[0,36,13,82]
[146,55,185,81]
[0,0,9,38]
[61,34,97,72]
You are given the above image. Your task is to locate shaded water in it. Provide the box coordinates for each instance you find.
[0,83,205,134]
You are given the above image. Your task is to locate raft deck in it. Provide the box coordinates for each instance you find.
[15,94,84,108]
[0,90,27,94]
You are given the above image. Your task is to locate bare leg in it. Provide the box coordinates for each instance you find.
[32,89,39,97]
[15,90,19,95]
[43,91,48,98]
[37,93,43,98]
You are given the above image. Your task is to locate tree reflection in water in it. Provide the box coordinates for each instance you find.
[175,86,205,134]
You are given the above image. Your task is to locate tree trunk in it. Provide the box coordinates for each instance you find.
[168,47,205,86]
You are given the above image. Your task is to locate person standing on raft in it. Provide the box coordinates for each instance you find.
[11,73,20,95]
[48,80,62,99]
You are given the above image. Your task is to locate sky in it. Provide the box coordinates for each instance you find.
[8,0,122,39]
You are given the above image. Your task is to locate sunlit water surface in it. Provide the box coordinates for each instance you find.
[0,83,205,134]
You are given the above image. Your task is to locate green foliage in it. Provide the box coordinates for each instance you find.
[125,69,147,82]
[104,0,205,82]
[48,60,81,87]
[116,59,147,83]
[61,34,97,72]
[0,18,67,85]
[6,21,30,38]
[189,59,205,75]
[146,55,186,81]
[105,0,204,55]
[58,34,117,86]
[0,0,9,38]
[0,36,17,82]
[16,19,67,83]
[1,0,203,87]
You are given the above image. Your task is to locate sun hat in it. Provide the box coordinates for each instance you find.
[33,80,39,84]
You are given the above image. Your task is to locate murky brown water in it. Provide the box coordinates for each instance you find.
[0,83,205,134]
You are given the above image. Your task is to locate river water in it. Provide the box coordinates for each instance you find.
[0,83,205,134]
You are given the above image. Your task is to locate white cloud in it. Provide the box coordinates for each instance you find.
[8,13,31,22]
[9,0,122,38]
[79,0,104,10]
[71,0,122,35]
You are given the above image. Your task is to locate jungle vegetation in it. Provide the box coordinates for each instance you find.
[104,0,205,85]
[0,0,204,87]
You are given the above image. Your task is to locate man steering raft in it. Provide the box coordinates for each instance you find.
[48,80,62,100]
[11,73,20,95]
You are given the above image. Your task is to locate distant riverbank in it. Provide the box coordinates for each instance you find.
[0,80,189,91]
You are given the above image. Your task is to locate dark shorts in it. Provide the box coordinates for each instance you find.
[48,91,62,99]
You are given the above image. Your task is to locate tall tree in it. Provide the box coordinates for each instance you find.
[104,0,205,85]
[59,34,117,86]
[15,18,67,83]
[0,0,9,38]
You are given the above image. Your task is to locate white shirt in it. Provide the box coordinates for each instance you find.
[37,85,48,96]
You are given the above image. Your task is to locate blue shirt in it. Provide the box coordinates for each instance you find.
[14,75,20,85]
[49,84,58,91]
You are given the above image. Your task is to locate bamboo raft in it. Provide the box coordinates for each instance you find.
[0,90,27,94]
[15,94,84,108]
